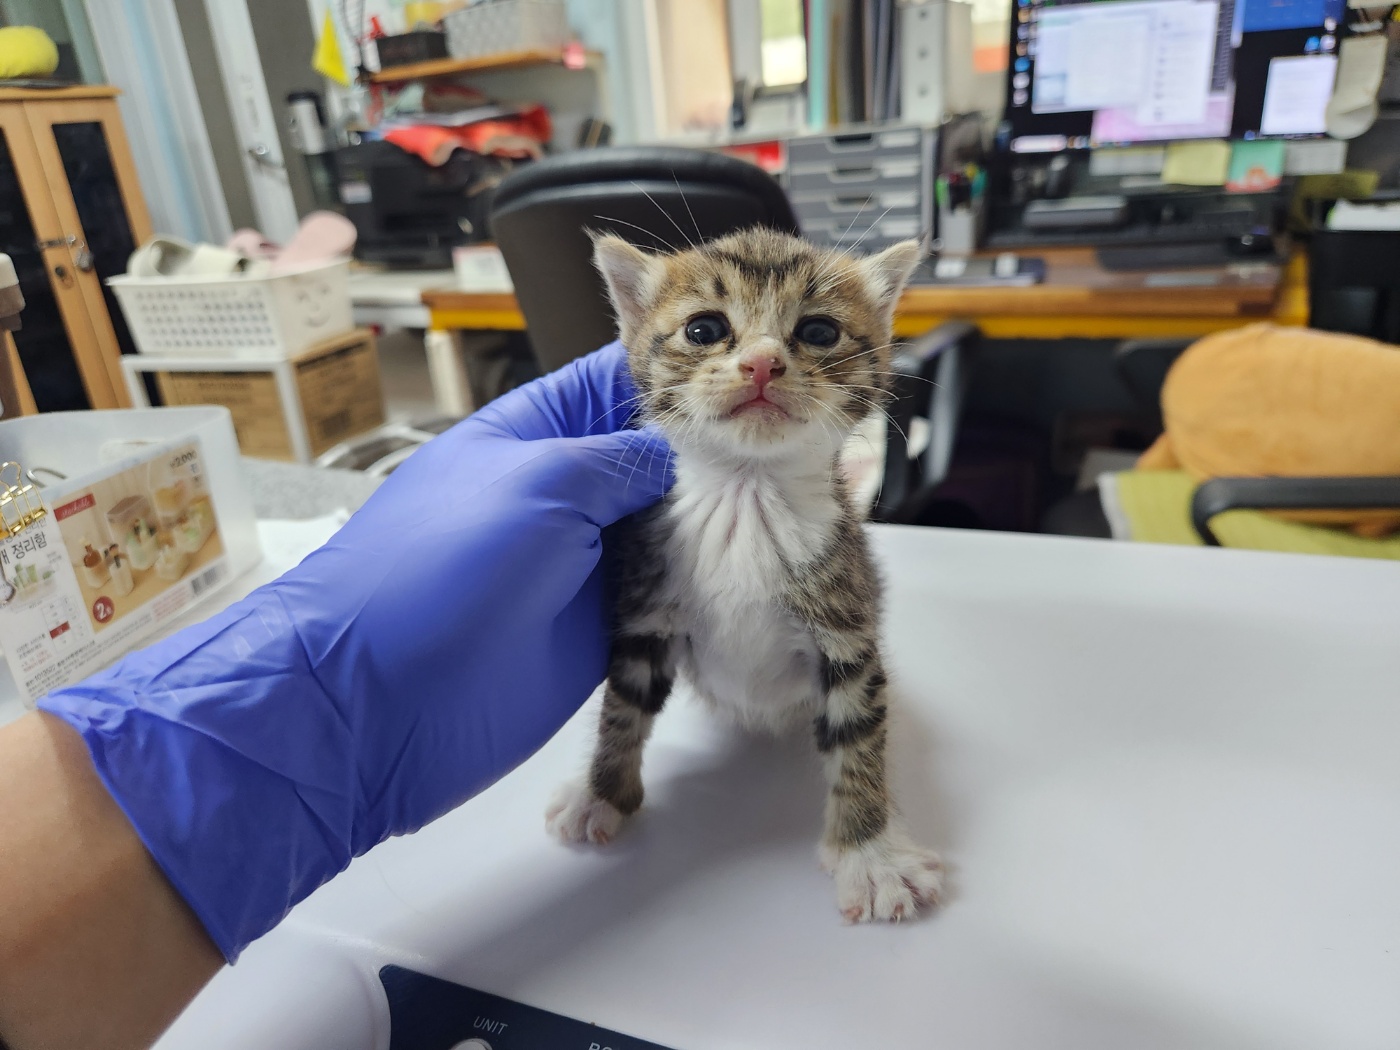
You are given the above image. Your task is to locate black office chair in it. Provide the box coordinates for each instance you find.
[489,146,799,372]
[1038,337,1190,537]
[871,322,980,525]
[1042,335,1400,542]
[1308,228,1400,343]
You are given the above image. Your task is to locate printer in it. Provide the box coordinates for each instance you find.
[334,140,513,269]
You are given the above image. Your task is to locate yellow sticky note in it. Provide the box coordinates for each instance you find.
[313,8,351,87]
[1296,170,1381,200]
[1162,140,1231,186]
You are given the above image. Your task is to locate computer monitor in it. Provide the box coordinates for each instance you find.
[1002,0,1345,152]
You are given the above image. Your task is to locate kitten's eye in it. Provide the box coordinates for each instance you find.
[684,313,730,346]
[795,316,840,347]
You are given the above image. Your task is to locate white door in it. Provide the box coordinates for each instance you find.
[199,0,301,243]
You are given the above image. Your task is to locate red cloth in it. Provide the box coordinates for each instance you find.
[383,105,552,165]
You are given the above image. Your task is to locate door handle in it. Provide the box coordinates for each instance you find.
[36,236,93,273]
[247,144,283,168]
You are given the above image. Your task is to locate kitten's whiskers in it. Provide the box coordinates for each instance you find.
[833,206,897,266]
[633,181,696,250]
[672,173,701,245]
[594,214,679,253]
[817,340,900,372]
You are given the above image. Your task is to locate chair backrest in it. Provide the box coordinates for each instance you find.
[489,146,799,372]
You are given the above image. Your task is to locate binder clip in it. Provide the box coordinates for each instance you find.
[0,461,47,537]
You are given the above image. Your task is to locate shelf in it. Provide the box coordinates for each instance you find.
[369,48,575,85]
[0,85,120,101]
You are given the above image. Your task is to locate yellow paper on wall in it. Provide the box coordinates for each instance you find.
[313,8,351,87]
[1162,139,1231,186]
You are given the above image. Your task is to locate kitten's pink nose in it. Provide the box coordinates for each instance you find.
[738,353,786,390]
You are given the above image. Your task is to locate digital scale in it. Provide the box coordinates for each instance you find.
[137,527,1399,1049]
[381,967,672,1049]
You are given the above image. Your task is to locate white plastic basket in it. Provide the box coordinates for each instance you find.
[444,0,568,59]
[108,259,353,359]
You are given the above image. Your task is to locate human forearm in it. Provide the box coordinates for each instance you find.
[0,712,221,1050]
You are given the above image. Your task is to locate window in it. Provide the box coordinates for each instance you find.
[760,0,806,88]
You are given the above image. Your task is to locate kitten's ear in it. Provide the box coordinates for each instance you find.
[592,233,663,342]
[859,239,924,306]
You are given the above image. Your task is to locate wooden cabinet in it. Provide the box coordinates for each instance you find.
[0,86,152,415]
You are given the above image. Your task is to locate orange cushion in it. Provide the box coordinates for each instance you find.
[1145,323,1400,532]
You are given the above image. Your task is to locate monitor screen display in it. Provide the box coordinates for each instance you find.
[1003,0,1344,151]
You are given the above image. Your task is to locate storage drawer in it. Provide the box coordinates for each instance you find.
[804,214,926,250]
[787,156,924,195]
[790,188,922,221]
[787,126,925,166]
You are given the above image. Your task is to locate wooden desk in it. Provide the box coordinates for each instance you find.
[422,247,1309,344]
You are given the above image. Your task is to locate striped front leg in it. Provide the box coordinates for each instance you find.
[590,633,674,815]
[814,645,892,851]
[812,637,943,923]
[546,632,674,846]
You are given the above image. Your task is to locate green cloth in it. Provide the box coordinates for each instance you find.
[1105,470,1400,560]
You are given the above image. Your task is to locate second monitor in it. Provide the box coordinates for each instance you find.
[1003,0,1344,151]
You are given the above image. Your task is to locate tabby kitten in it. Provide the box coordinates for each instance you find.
[546,227,942,923]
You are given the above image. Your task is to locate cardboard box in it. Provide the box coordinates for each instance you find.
[131,329,385,463]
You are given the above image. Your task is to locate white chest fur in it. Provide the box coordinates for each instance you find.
[661,452,842,730]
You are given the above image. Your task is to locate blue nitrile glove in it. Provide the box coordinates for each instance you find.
[39,341,671,961]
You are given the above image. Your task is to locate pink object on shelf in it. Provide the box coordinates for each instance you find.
[269,211,358,274]
[227,228,280,260]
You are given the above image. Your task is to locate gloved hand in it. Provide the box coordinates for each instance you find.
[39,341,671,961]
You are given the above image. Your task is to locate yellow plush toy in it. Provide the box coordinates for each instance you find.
[1139,323,1400,535]
[0,26,59,80]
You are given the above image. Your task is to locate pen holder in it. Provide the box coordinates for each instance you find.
[938,202,984,256]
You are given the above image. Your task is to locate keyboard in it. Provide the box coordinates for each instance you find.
[1093,241,1278,271]
[986,214,1261,249]
[986,215,1279,270]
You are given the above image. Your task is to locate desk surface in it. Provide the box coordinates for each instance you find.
[158,528,1400,1050]
[349,268,457,307]
[424,248,1309,342]
[349,268,456,331]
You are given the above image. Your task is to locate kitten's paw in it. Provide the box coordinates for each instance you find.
[545,782,626,846]
[820,828,943,924]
